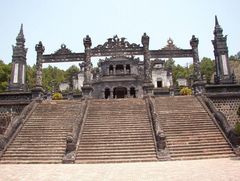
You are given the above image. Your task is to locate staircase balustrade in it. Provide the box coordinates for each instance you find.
[145,96,169,159]
[198,95,240,155]
[63,99,89,163]
[0,100,38,156]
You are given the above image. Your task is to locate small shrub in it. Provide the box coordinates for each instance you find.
[180,87,192,95]
[52,92,63,100]
[234,122,240,135]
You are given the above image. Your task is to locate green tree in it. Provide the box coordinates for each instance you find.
[26,65,36,90]
[42,65,65,92]
[0,60,11,92]
[65,65,80,89]
[164,58,175,70]
[200,57,215,83]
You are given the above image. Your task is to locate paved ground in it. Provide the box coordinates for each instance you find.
[0,158,239,181]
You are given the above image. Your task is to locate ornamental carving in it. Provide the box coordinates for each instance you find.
[54,44,73,55]
[161,38,181,50]
[93,35,141,50]
[98,55,140,64]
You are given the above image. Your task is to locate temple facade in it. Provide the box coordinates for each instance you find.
[80,56,172,98]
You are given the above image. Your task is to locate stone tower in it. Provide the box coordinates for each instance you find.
[8,24,28,91]
[212,16,234,84]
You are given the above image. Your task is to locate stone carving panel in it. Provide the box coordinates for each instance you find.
[93,35,141,51]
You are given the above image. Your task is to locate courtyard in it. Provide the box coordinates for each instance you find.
[0,158,239,181]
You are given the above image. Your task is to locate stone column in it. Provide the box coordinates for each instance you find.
[190,35,201,81]
[141,33,154,96]
[113,65,116,75]
[32,41,45,99]
[83,35,92,85]
[107,66,110,75]
[142,33,151,82]
[35,41,44,88]
[82,35,93,98]
[190,35,205,94]
[127,88,130,98]
[111,89,114,99]
[124,65,126,74]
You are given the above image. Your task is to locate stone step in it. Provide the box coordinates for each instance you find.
[170,150,234,158]
[162,126,219,132]
[167,143,230,149]
[164,131,223,136]
[76,154,156,160]
[170,154,235,161]
[5,148,64,151]
[75,158,157,164]
[76,99,157,163]
[0,100,82,164]
[79,137,153,142]
[155,96,234,160]
[8,145,66,148]
[1,156,63,160]
[0,160,62,164]
[80,134,153,139]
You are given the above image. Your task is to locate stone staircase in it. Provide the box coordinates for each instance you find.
[75,98,157,163]
[155,96,234,160]
[0,100,82,164]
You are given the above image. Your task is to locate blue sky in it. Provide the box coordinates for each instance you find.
[0,0,240,69]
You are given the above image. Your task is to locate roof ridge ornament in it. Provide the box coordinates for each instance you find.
[93,35,141,50]
[54,44,73,55]
[161,38,180,50]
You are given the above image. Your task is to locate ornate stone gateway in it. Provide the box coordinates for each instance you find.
[33,33,202,98]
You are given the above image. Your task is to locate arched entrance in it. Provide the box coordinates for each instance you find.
[104,88,110,99]
[130,87,136,98]
[113,87,127,98]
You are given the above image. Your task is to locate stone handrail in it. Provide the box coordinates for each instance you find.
[198,95,240,153]
[0,100,39,156]
[144,96,169,159]
[63,99,89,163]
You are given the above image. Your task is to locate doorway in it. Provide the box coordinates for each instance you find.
[113,87,127,98]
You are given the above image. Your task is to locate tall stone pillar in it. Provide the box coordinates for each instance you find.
[190,35,205,94]
[190,35,201,81]
[141,33,154,96]
[82,35,93,98]
[212,16,234,84]
[32,41,45,99]
[8,24,28,92]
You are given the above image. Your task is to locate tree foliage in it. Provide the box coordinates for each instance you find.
[200,57,215,83]
[64,65,80,87]
[42,65,65,92]
[0,60,11,93]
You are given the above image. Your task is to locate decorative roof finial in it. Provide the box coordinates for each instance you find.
[16,23,25,43]
[215,15,219,26]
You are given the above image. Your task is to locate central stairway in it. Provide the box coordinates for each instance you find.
[0,100,82,164]
[75,98,157,163]
[155,96,234,160]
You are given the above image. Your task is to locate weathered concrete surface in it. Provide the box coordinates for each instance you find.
[0,158,239,181]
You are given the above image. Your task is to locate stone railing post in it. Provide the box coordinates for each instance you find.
[145,96,170,160]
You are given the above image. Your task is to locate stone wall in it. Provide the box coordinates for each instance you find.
[209,96,240,127]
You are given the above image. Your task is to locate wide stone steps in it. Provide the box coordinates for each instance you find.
[155,96,234,160]
[0,100,82,164]
[76,99,157,163]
